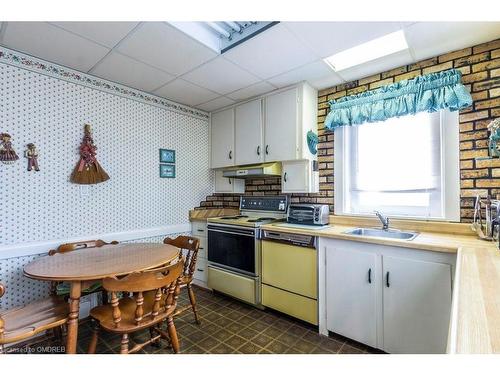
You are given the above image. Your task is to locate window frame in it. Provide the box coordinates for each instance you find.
[333,110,460,222]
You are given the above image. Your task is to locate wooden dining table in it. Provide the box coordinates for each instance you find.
[23,242,180,354]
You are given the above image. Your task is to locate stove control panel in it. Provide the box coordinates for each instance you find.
[240,195,288,212]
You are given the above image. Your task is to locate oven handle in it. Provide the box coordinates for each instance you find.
[207,226,256,237]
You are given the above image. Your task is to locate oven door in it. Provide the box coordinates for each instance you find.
[207,224,257,276]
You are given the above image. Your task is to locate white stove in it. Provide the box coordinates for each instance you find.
[206,195,288,306]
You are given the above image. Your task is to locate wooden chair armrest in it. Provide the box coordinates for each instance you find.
[0,284,5,339]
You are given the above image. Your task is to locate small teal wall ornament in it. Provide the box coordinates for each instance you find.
[159,149,175,163]
[160,164,175,178]
[307,130,319,155]
[488,118,500,158]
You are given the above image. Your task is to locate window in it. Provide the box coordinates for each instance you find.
[334,110,460,221]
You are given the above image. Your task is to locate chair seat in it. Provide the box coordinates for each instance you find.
[90,291,176,333]
[0,296,68,345]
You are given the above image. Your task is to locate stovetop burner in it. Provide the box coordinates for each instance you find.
[247,217,277,223]
[220,215,249,220]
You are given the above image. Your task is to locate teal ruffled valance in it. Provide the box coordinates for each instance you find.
[324,69,472,130]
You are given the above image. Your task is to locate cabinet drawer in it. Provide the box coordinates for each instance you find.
[262,284,317,325]
[208,266,257,305]
[262,240,317,299]
[197,237,207,259]
[191,221,207,236]
[194,258,207,282]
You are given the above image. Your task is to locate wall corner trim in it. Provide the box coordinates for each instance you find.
[0,223,191,260]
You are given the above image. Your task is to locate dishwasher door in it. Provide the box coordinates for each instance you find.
[261,239,318,324]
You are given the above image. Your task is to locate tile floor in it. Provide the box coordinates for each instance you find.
[12,286,384,354]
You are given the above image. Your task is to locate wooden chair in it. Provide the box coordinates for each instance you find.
[48,239,119,303]
[87,259,184,354]
[0,283,69,353]
[163,236,201,324]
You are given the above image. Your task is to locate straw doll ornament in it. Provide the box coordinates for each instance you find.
[0,133,19,164]
[70,124,110,184]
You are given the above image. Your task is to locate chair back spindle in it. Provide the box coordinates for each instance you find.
[163,236,200,279]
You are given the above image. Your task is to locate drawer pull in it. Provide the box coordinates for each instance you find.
[199,247,204,250]
[197,269,204,272]
[197,229,204,232]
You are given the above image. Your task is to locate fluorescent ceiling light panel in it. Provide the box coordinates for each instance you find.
[324,30,408,71]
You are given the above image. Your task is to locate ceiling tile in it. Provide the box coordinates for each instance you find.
[226,81,276,101]
[405,22,500,61]
[91,52,175,92]
[182,56,260,95]
[154,78,219,106]
[51,22,139,48]
[1,22,110,72]
[283,22,403,59]
[224,23,318,79]
[309,74,346,90]
[197,96,235,112]
[116,22,217,76]
[267,60,341,88]
[337,49,414,83]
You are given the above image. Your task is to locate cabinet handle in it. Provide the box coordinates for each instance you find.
[199,247,204,250]
[284,172,288,182]
[197,269,204,272]
[257,145,261,156]
[386,271,390,287]
[368,268,372,284]
[229,179,232,184]
[229,150,232,160]
[197,229,204,232]
[265,145,269,155]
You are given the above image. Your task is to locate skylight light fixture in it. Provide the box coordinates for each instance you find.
[324,30,409,72]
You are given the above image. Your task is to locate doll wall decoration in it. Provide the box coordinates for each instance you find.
[488,118,500,158]
[24,143,40,171]
[70,124,110,184]
[0,133,19,164]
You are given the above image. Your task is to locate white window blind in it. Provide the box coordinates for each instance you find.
[334,110,460,221]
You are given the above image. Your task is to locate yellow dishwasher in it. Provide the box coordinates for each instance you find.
[261,230,318,325]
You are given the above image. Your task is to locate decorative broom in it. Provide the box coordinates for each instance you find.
[70,124,110,184]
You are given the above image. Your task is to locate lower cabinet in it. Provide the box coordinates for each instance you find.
[190,220,208,287]
[326,247,378,348]
[323,238,454,354]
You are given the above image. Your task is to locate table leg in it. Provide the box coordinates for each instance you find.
[66,281,81,354]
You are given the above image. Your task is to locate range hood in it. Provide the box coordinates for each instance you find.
[222,162,282,179]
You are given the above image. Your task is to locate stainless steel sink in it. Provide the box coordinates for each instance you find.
[344,227,419,241]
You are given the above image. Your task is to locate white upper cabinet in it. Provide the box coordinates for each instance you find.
[264,87,300,162]
[210,108,235,168]
[214,170,245,193]
[264,83,318,163]
[210,82,318,169]
[282,160,319,193]
[235,99,264,166]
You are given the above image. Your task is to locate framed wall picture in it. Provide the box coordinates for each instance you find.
[160,164,175,178]
[159,149,175,163]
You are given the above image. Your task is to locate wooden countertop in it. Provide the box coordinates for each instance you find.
[260,219,500,354]
[189,208,239,222]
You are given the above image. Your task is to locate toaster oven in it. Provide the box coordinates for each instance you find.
[287,204,329,226]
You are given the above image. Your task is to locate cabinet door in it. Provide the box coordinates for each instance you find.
[326,246,378,348]
[382,256,452,354]
[211,108,235,168]
[235,99,263,166]
[282,160,308,193]
[214,171,244,193]
[264,87,299,162]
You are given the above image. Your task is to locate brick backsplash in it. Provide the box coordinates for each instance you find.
[199,38,500,222]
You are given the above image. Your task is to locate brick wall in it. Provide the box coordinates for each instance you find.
[199,38,500,222]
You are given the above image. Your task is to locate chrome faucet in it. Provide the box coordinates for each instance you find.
[374,210,390,230]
